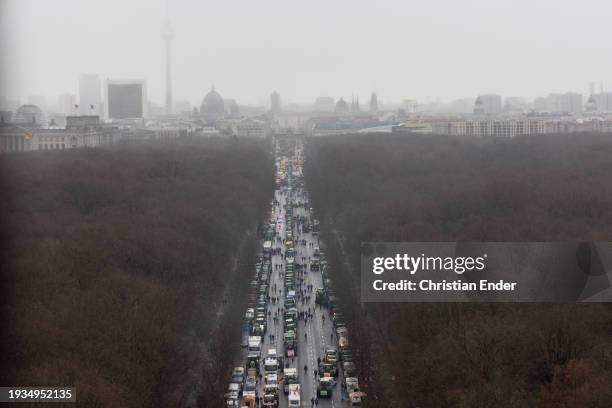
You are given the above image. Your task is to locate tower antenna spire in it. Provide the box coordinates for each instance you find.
[162,0,174,114]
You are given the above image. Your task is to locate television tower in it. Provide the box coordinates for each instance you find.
[162,5,174,114]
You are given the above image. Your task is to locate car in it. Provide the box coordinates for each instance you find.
[228,382,241,395]
[231,366,245,383]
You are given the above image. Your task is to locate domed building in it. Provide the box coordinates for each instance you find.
[473,96,485,115]
[13,104,46,126]
[334,97,349,115]
[200,86,226,123]
[586,95,598,113]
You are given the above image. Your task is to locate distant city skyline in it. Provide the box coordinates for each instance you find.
[4,88,612,116]
[1,0,612,106]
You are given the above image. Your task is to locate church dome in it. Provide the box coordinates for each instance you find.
[473,96,485,115]
[200,87,225,122]
[586,95,598,112]
[335,97,349,114]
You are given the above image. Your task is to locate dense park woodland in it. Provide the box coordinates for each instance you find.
[0,138,275,407]
[305,132,612,407]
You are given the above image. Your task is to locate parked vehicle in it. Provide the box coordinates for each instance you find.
[228,382,241,397]
[247,355,260,373]
[317,376,333,398]
[264,357,279,374]
[283,368,298,393]
[345,377,359,393]
[288,384,300,407]
[240,391,256,408]
[248,336,262,356]
[231,366,244,383]
[284,330,297,357]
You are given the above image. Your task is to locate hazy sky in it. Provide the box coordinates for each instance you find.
[2,0,612,107]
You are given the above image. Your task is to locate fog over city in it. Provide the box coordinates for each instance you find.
[3,1,612,407]
[2,0,612,106]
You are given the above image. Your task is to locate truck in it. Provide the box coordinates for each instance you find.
[283,367,298,393]
[240,391,256,408]
[248,336,262,356]
[261,393,278,407]
[251,320,265,337]
[263,241,273,256]
[319,361,337,377]
[244,376,257,394]
[288,384,300,407]
[349,391,366,407]
[312,219,320,233]
[284,330,297,357]
[317,376,333,398]
[345,377,359,393]
[284,317,296,331]
[284,308,298,321]
[262,379,279,407]
[284,296,296,309]
[264,357,279,374]
[343,361,357,377]
[315,288,327,306]
[266,373,278,386]
[228,382,241,397]
[324,347,338,364]
[247,354,260,373]
[285,247,295,258]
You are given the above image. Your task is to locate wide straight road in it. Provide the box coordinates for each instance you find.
[239,139,349,408]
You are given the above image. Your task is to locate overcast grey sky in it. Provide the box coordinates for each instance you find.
[1,0,612,106]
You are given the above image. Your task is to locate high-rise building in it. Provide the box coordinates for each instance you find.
[532,93,583,114]
[162,16,173,114]
[551,93,583,114]
[448,98,476,114]
[270,91,281,114]
[501,97,529,115]
[79,74,101,116]
[104,79,147,119]
[369,93,378,114]
[533,97,547,112]
[590,92,612,112]
[473,94,502,115]
[58,94,76,116]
